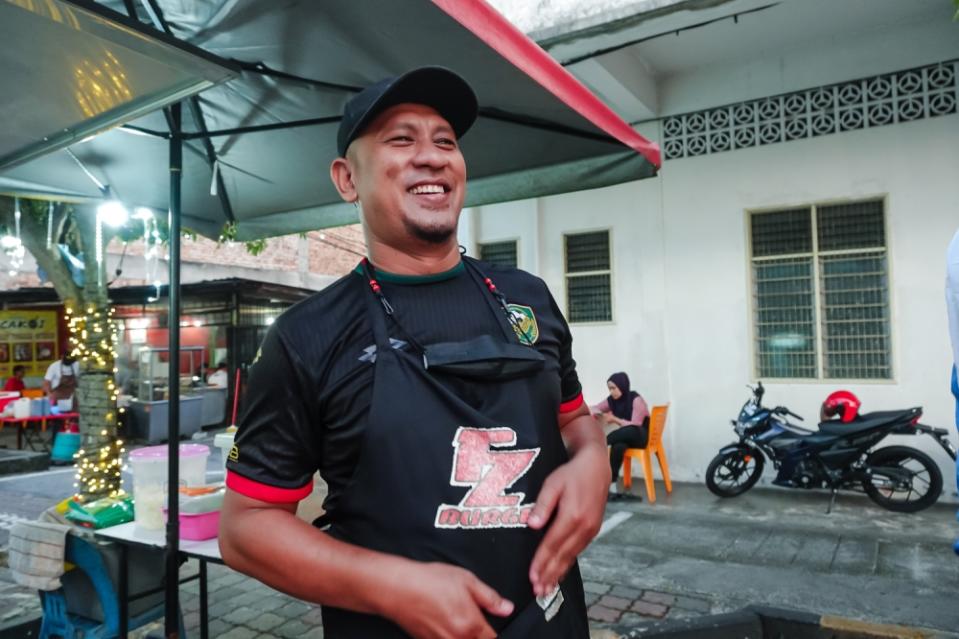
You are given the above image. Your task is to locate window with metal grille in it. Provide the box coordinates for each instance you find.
[565,231,612,323]
[479,240,518,268]
[750,200,890,379]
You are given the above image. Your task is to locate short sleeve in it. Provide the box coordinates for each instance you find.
[546,288,584,412]
[226,326,319,503]
[44,363,57,383]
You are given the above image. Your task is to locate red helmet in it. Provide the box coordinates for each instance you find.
[821,390,861,423]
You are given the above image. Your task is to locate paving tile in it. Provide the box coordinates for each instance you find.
[641,591,675,606]
[232,590,266,607]
[583,581,611,595]
[250,595,290,612]
[302,607,326,626]
[216,572,249,588]
[183,611,200,628]
[831,537,879,574]
[598,595,632,611]
[223,605,260,626]
[210,585,245,603]
[218,627,258,639]
[209,619,232,636]
[584,592,601,606]
[247,612,285,633]
[610,585,643,600]
[255,635,281,639]
[275,619,312,638]
[587,604,622,623]
[674,595,711,613]
[793,534,841,571]
[630,600,668,618]
[277,600,313,618]
[754,532,803,565]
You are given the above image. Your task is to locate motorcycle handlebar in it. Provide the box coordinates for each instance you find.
[773,406,804,421]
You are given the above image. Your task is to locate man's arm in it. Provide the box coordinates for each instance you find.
[219,490,514,639]
[526,402,610,597]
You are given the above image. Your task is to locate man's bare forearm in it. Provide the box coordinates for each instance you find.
[219,490,412,617]
[560,407,608,462]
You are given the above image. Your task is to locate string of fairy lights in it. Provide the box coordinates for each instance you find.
[66,302,127,499]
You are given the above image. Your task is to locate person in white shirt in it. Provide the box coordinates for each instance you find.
[42,354,80,408]
[945,229,959,555]
[207,361,229,389]
[947,229,959,412]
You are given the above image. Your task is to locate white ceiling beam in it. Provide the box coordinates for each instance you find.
[567,48,659,121]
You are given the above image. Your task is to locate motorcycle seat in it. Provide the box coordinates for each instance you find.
[818,409,917,435]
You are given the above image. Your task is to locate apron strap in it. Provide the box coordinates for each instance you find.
[461,257,526,345]
[359,259,395,351]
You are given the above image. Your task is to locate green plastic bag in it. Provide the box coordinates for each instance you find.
[65,496,135,529]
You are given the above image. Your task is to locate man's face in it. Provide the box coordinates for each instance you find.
[345,103,466,247]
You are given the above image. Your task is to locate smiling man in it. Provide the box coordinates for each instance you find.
[219,67,609,639]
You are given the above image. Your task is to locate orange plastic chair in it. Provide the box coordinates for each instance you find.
[622,404,672,503]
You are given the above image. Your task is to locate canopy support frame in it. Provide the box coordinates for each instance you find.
[164,100,183,639]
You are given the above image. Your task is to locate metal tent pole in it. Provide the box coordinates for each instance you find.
[165,100,183,638]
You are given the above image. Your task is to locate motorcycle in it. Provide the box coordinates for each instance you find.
[705,382,958,513]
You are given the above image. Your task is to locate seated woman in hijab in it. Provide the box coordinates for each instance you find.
[591,372,650,501]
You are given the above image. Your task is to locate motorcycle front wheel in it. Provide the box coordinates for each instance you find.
[862,446,943,513]
[706,448,764,497]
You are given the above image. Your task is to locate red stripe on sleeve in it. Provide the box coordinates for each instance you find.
[559,393,585,414]
[226,470,312,504]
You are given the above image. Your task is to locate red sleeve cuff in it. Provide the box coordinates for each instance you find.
[226,470,312,504]
[559,392,585,414]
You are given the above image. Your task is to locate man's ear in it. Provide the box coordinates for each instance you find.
[330,157,358,203]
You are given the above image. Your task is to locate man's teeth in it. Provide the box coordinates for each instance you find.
[409,184,445,194]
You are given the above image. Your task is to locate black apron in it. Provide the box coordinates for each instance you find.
[321,258,589,638]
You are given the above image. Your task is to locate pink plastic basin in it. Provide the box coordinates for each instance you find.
[163,509,220,541]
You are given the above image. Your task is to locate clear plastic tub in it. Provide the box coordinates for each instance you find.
[128,444,210,531]
[213,429,236,474]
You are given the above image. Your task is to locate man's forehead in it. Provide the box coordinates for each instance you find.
[364,102,456,134]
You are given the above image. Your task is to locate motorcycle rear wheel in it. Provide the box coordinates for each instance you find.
[706,448,764,497]
[862,446,942,513]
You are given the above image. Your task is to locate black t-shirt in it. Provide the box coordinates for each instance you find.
[226,259,584,511]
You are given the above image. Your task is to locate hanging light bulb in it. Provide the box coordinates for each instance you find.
[46,201,54,249]
[97,200,129,228]
[3,198,25,276]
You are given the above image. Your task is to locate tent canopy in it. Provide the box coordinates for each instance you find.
[0,0,660,240]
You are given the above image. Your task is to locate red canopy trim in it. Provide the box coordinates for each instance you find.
[433,0,662,169]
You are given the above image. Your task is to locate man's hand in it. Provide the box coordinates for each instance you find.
[385,562,513,639]
[527,405,609,597]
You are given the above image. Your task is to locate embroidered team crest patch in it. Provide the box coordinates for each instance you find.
[435,427,540,530]
[507,304,539,344]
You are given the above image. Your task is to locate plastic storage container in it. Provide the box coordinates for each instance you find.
[213,428,237,474]
[13,398,32,419]
[163,488,225,541]
[128,444,209,531]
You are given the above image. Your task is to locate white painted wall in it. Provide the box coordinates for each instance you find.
[657,15,958,117]
[473,112,959,499]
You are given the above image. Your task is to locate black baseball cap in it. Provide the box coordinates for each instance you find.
[337,66,478,157]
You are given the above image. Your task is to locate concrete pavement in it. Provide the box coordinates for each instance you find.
[1,432,958,637]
